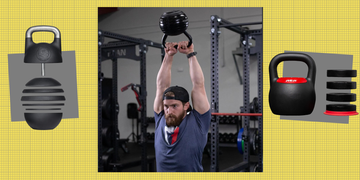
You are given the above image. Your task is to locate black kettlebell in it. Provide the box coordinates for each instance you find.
[159,10,192,48]
[25,26,62,63]
[269,53,316,115]
[22,26,64,130]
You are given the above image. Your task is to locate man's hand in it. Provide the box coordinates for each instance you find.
[165,42,178,56]
[177,41,194,55]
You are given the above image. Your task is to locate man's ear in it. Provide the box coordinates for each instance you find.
[184,102,190,111]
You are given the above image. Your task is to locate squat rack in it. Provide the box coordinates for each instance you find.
[210,15,263,172]
[98,30,163,172]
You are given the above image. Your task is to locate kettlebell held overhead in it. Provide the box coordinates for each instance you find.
[159,10,193,49]
[268,53,316,115]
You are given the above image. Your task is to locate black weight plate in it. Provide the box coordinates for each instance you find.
[326,104,356,111]
[25,77,61,87]
[327,70,357,77]
[24,113,62,130]
[23,89,64,93]
[327,81,356,89]
[26,108,61,110]
[327,93,356,102]
[21,96,66,101]
[102,126,111,147]
[101,148,114,172]
[102,98,111,119]
[23,103,64,106]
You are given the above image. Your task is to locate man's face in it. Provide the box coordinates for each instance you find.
[163,99,187,127]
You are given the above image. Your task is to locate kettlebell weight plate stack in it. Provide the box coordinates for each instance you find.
[268,53,316,115]
[325,69,358,116]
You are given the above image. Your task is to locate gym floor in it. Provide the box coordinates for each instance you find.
[118,142,247,172]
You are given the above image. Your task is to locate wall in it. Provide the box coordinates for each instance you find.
[98,7,262,139]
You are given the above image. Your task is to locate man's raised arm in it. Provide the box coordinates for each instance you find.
[154,42,178,114]
[178,41,210,114]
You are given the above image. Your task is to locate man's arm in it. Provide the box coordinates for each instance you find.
[178,41,210,114]
[154,42,178,114]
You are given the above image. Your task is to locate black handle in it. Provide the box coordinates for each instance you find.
[162,31,193,49]
[269,53,316,86]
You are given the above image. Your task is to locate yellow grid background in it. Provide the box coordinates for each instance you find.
[0,0,359,179]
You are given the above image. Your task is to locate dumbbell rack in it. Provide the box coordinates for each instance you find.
[98,30,164,172]
[210,15,263,172]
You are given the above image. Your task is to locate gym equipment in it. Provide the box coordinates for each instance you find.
[269,53,316,115]
[121,83,142,111]
[237,128,259,155]
[325,69,358,116]
[102,126,120,147]
[101,148,117,172]
[327,70,357,77]
[159,10,192,48]
[21,25,64,130]
[249,97,259,113]
[223,133,230,143]
[326,93,356,102]
[126,103,138,142]
[248,129,259,155]
[23,89,64,93]
[127,103,138,119]
[327,81,356,89]
[98,30,163,172]
[237,128,244,154]
[224,117,230,124]
[211,113,262,116]
[219,116,224,124]
[324,104,358,116]
[210,15,263,172]
[102,96,111,119]
[101,96,119,120]
[230,133,237,143]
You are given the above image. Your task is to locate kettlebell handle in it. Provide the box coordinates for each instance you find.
[25,26,61,54]
[162,31,193,49]
[26,26,60,39]
[269,53,316,86]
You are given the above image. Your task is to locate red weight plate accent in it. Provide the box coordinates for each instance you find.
[324,110,359,116]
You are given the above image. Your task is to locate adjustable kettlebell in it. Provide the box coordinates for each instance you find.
[159,10,193,48]
[21,25,65,130]
[269,53,316,115]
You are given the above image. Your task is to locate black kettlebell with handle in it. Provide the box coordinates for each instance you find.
[269,53,316,115]
[25,26,62,63]
[159,10,192,49]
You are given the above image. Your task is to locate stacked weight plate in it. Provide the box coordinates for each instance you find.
[21,77,65,130]
[325,70,358,116]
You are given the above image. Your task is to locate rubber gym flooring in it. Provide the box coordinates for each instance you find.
[117,142,247,172]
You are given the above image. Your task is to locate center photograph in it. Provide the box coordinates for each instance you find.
[98,7,263,172]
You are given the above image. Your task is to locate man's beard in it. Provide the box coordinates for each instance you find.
[165,110,186,127]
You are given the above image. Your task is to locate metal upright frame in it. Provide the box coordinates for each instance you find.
[98,30,163,172]
[210,15,263,172]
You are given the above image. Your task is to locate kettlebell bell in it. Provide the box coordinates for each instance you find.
[159,10,193,48]
[22,25,65,130]
[269,53,316,115]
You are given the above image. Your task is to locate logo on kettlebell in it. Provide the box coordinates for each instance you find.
[37,47,51,61]
[286,79,297,83]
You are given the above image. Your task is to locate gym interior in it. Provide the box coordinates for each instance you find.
[98,7,263,172]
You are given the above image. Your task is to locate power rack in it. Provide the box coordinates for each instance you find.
[209,15,263,172]
[98,30,164,172]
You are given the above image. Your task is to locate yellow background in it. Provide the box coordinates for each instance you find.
[1,0,359,179]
